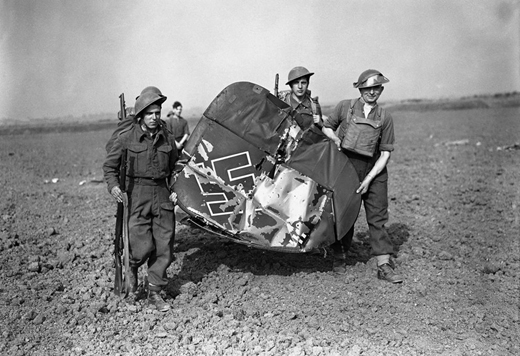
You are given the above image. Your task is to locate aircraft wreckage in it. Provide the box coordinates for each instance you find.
[174,82,361,253]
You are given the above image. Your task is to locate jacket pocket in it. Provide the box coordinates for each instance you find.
[156,145,173,175]
[127,144,147,175]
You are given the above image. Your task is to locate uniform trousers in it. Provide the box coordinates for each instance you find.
[127,178,175,290]
[334,150,394,256]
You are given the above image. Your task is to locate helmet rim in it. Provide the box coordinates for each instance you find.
[353,69,389,88]
[286,66,314,85]
[134,91,167,119]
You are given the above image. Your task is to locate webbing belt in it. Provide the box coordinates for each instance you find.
[130,177,167,186]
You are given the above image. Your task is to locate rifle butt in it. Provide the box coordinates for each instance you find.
[114,258,123,296]
[122,193,131,297]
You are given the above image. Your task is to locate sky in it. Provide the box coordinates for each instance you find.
[1,0,519,120]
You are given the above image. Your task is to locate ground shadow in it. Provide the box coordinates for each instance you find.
[344,222,410,266]
[165,220,411,296]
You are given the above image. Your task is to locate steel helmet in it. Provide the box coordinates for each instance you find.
[135,86,165,100]
[286,66,314,85]
[134,89,167,119]
[353,69,389,89]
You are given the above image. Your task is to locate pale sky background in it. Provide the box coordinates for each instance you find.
[1,0,519,120]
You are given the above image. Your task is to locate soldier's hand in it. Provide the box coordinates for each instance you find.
[356,174,374,194]
[356,181,369,195]
[334,138,342,151]
[111,186,123,203]
[313,114,321,124]
[169,192,178,204]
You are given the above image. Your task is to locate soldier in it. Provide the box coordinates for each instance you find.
[103,87,179,311]
[322,69,403,283]
[277,66,324,130]
[105,86,163,153]
[164,101,190,150]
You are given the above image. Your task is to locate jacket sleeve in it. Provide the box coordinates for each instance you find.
[168,137,181,191]
[379,111,395,152]
[323,100,346,131]
[103,135,125,193]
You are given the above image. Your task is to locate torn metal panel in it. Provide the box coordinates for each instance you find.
[232,165,329,249]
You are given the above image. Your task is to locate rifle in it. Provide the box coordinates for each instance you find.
[114,94,130,297]
[274,73,279,97]
[121,168,130,297]
[313,96,323,128]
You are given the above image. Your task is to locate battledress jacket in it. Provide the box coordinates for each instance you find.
[103,124,179,193]
[278,90,321,131]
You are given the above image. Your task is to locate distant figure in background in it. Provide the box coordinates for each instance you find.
[322,69,403,284]
[164,101,189,150]
[103,86,179,311]
[105,86,164,153]
[277,66,324,131]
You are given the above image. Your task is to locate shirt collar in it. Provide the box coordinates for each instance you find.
[135,123,166,143]
[291,92,312,109]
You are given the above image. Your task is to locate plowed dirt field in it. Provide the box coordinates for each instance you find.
[0,105,518,355]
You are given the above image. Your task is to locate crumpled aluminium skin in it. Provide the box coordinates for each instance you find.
[175,82,361,252]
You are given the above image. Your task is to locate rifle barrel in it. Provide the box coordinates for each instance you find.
[114,93,128,296]
[119,93,126,122]
[274,74,279,97]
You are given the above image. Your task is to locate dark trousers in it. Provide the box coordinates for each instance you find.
[128,180,175,290]
[333,151,394,257]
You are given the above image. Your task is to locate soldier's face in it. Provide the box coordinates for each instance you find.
[290,78,309,99]
[173,106,182,117]
[142,104,161,130]
[360,85,384,105]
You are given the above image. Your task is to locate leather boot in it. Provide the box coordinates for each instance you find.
[148,290,170,312]
[377,263,403,284]
[332,246,348,274]
[333,259,347,274]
